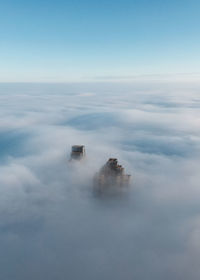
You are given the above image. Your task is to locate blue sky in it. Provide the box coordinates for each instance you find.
[0,0,200,82]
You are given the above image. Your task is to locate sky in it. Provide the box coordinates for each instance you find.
[1,82,200,279]
[0,0,200,82]
[1,1,200,279]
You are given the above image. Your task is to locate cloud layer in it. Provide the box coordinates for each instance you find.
[0,82,200,280]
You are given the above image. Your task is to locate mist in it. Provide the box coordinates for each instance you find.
[1,82,200,280]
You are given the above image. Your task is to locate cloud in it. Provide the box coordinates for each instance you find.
[0,82,200,279]
[92,73,200,82]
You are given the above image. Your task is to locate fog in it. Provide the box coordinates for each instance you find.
[0,82,200,280]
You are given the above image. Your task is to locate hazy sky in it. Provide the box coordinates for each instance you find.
[0,0,200,82]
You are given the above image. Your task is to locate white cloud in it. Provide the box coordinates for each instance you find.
[0,82,200,279]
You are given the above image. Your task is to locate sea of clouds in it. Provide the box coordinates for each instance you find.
[0,82,200,280]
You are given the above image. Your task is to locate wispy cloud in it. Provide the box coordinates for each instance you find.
[92,72,200,82]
